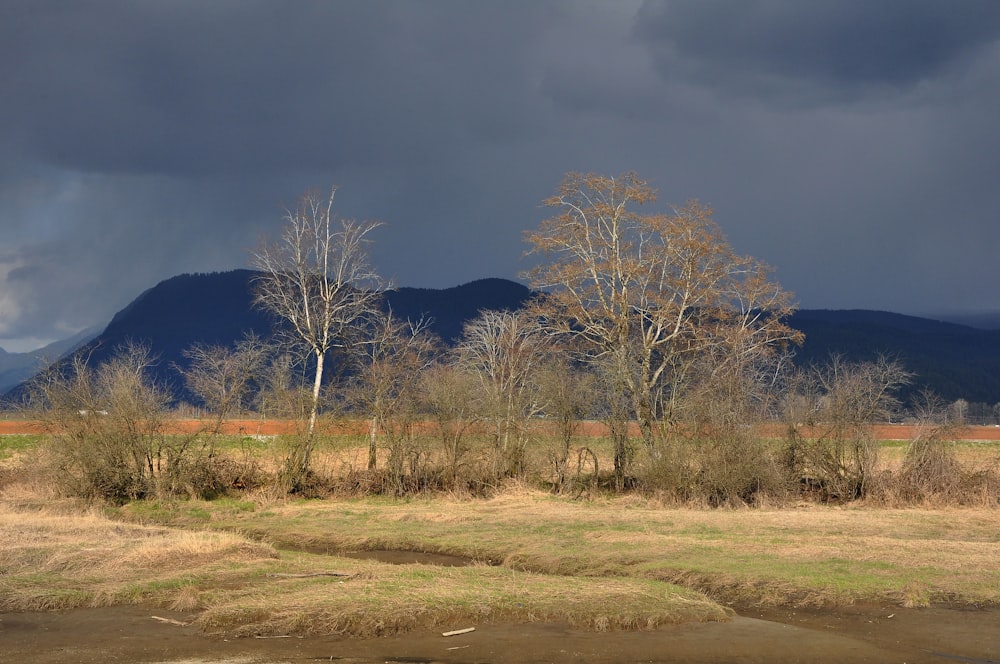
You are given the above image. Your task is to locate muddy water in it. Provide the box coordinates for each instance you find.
[339,548,476,566]
[287,546,478,567]
[2,604,998,663]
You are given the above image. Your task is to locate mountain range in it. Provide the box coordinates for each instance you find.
[5,270,1000,407]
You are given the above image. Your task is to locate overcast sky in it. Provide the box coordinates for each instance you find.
[2,1,1000,352]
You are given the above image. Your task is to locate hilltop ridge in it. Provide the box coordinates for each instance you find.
[6,271,1000,407]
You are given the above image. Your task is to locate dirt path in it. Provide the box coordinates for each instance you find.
[2,604,998,663]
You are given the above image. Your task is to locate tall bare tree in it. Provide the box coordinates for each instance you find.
[456,309,549,478]
[525,172,800,465]
[252,187,383,442]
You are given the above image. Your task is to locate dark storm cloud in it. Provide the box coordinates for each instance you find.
[634,0,1000,103]
[0,0,570,347]
[627,0,1000,318]
[1,1,560,177]
[1,1,999,350]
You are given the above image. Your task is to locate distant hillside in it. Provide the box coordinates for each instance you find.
[384,278,534,343]
[932,311,1000,330]
[6,271,1000,407]
[0,326,100,395]
[787,309,1000,404]
[89,270,273,384]
[6,271,534,404]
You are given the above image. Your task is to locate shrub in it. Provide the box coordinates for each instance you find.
[899,435,962,501]
[29,343,243,502]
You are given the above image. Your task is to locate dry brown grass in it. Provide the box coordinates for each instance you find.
[4,432,1000,638]
[0,503,278,611]
[0,497,727,637]
[0,444,59,504]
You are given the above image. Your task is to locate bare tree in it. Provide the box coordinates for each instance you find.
[682,326,795,431]
[534,351,596,492]
[816,354,911,432]
[525,172,801,465]
[255,351,313,421]
[349,309,439,473]
[177,333,270,432]
[456,309,549,479]
[950,398,969,426]
[252,187,383,480]
[419,363,481,489]
[785,354,912,499]
[590,347,636,490]
[900,389,963,500]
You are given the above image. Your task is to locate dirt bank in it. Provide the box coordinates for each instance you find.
[2,604,997,663]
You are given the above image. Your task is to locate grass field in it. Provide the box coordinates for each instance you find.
[2,430,999,639]
[112,491,1000,609]
[0,499,727,637]
[3,490,998,638]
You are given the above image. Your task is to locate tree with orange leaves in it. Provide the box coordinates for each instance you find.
[524,172,801,487]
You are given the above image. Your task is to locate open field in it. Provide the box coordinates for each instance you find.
[2,428,999,661]
[1,489,999,662]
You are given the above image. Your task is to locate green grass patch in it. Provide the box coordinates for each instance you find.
[0,434,44,459]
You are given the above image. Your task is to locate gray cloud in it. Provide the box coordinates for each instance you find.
[634,0,1000,104]
[1,1,999,351]
[1,1,561,177]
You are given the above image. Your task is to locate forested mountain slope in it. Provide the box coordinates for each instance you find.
[6,271,999,406]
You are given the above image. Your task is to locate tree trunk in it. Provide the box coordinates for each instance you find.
[611,425,628,491]
[636,398,657,458]
[635,353,659,456]
[309,348,324,437]
[283,347,325,486]
[368,412,378,470]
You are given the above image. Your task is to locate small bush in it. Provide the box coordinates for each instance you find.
[694,435,791,507]
[958,468,1000,507]
[29,344,236,503]
[899,435,963,501]
[637,431,791,506]
[783,433,879,502]
[167,454,267,500]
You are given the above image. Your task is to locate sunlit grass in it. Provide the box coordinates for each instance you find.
[0,500,725,636]
[3,428,999,639]
[198,560,726,637]
[115,492,1000,609]
[0,505,277,611]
